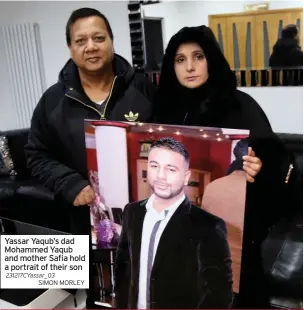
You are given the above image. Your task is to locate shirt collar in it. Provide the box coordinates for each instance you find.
[146,193,186,217]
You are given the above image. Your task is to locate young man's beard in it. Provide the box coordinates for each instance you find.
[149,182,185,200]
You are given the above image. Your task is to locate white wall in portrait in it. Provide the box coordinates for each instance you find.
[95,125,129,211]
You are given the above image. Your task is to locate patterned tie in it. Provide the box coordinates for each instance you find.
[146,210,169,308]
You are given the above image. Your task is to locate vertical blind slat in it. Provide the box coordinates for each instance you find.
[1,22,46,129]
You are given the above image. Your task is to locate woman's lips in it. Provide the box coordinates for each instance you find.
[186,76,199,81]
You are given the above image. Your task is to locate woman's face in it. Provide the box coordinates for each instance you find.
[174,42,208,89]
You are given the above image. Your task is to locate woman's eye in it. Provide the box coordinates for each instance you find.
[195,54,204,60]
[176,58,184,63]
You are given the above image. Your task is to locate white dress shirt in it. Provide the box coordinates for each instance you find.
[137,193,186,309]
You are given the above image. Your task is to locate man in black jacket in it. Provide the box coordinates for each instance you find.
[114,138,233,309]
[269,24,303,68]
[25,8,155,236]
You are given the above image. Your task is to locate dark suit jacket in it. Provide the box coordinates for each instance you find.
[114,197,233,309]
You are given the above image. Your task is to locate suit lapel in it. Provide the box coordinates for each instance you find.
[131,200,147,289]
[151,197,193,277]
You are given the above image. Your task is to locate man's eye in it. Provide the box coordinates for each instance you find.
[96,36,105,41]
[169,168,176,172]
[76,39,85,44]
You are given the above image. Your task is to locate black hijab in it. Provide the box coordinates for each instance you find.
[154,25,238,125]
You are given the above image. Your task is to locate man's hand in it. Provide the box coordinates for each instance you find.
[242,147,263,183]
[73,185,95,206]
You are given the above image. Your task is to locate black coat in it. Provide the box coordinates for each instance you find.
[25,54,155,205]
[114,197,233,309]
[25,54,156,235]
[269,37,303,68]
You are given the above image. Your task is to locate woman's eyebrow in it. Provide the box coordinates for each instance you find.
[192,50,204,54]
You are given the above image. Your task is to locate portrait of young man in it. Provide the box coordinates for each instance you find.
[114,137,233,309]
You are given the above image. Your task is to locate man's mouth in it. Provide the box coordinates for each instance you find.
[154,183,169,190]
[87,57,101,63]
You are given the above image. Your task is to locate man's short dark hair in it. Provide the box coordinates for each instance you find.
[66,7,114,46]
[149,137,190,167]
[282,24,298,39]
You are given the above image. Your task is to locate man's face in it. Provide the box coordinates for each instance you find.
[147,147,191,200]
[68,16,114,73]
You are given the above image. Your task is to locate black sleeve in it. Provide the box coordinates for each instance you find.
[25,93,89,203]
[289,48,303,67]
[114,204,131,309]
[239,92,295,233]
[197,219,233,308]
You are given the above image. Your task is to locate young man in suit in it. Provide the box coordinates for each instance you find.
[114,137,233,309]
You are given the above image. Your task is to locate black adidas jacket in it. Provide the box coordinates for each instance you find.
[25,54,155,207]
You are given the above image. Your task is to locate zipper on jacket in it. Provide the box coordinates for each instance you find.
[183,112,189,125]
[65,75,117,120]
[285,163,294,184]
[65,94,103,119]
[101,76,117,119]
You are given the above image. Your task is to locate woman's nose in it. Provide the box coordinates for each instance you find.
[186,59,195,72]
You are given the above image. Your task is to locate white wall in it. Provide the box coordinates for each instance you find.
[143,1,303,48]
[0,1,131,130]
[239,87,303,134]
[96,126,129,210]
[142,2,182,47]
[181,0,303,28]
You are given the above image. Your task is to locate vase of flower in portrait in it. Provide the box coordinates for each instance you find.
[97,218,116,248]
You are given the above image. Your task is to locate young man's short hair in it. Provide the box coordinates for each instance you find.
[66,7,114,46]
[149,137,190,167]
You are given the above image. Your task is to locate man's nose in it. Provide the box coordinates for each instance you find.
[85,38,97,52]
[157,167,166,179]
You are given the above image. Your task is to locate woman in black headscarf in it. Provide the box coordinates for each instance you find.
[154,26,297,308]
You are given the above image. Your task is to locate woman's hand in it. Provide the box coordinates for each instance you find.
[242,147,262,183]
